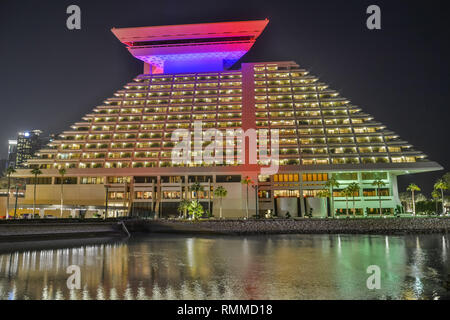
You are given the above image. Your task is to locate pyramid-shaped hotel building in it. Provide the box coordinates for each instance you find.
[13,20,442,218]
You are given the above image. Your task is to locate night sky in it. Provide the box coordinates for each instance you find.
[0,0,448,194]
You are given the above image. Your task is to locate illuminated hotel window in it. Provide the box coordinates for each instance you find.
[107,176,131,184]
[302,159,314,165]
[190,190,210,199]
[303,189,326,197]
[161,176,184,183]
[80,177,104,184]
[332,172,357,180]
[274,190,299,197]
[316,159,330,165]
[363,188,390,197]
[135,191,152,199]
[108,192,125,200]
[302,173,328,182]
[273,174,299,182]
[361,172,387,180]
[258,190,271,198]
[388,147,401,153]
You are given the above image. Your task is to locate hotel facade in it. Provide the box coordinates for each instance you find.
[11,20,442,218]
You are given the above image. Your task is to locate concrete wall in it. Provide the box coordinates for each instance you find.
[305,198,327,217]
[276,198,298,216]
[23,184,106,206]
[136,217,450,235]
[212,182,245,218]
[0,221,125,241]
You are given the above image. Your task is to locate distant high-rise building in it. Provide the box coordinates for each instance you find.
[7,140,17,169]
[15,130,44,168]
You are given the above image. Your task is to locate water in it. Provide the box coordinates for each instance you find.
[0,234,449,300]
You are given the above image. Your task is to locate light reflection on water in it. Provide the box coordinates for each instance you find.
[0,234,449,300]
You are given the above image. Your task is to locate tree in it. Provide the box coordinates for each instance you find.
[30,168,43,216]
[342,188,352,217]
[5,166,16,219]
[399,192,411,212]
[372,178,386,216]
[214,186,228,219]
[431,190,440,214]
[325,176,340,218]
[415,193,428,203]
[434,179,448,215]
[177,199,190,219]
[317,189,330,198]
[241,176,254,219]
[58,168,66,218]
[187,200,204,220]
[442,172,450,189]
[346,182,360,217]
[406,183,421,215]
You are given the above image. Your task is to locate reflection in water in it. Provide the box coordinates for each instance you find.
[0,234,449,300]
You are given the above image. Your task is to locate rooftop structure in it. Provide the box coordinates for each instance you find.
[111,20,269,74]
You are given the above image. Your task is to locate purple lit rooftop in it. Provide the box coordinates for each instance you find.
[111,20,269,74]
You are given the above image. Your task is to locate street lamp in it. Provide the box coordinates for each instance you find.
[252,184,259,219]
[13,184,21,219]
[104,184,110,220]
[208,178,211,215]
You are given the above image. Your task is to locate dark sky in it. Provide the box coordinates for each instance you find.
[0,0,448,194]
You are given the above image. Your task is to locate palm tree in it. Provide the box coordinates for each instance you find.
[431,190,440,215]
[214,186,228,219]
[347,182,360,217]
[342,188,352,217]
[241,176,254,219]
[372,178,386,216]
[443,172,450,189]
[58,168,67,218]
[407,183,421,215]
[30,168,42,216]
[434,179,448,215]
[177,199,190,219]
[325,176,340,218]
[5,166,16,219]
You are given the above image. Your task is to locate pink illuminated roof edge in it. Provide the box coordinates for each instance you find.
[111,19,269,44]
